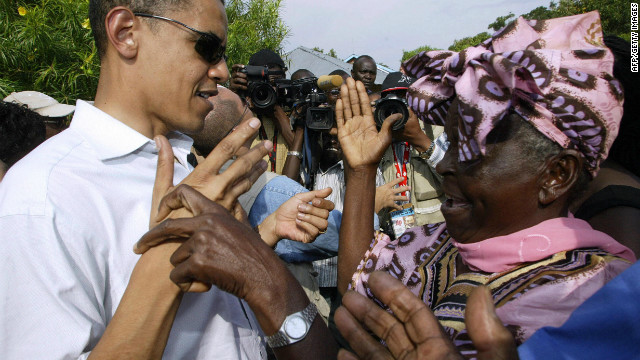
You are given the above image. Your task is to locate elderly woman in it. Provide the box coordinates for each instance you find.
[334,11,635,358]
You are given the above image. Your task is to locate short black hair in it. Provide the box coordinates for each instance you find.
[291,69,315,81]
[0,101,46,167]
[352,55,375,69]
[89,0,224,59]
[248,49,286,69]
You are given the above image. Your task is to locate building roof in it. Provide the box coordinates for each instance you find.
[284,46,389,85]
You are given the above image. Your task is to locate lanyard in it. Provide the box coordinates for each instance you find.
[259,124,278,172]
[392,142,410,198]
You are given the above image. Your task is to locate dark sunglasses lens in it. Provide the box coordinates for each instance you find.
[195,35,224,64]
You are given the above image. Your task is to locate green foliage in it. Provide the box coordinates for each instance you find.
[225,0,290,67]
[400,44,441,63]
[0,0,99,103]
[312,47,339,59]
[488,12,515,31]
[448,32,491,52]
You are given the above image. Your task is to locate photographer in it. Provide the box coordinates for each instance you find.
[229,49,295,175]
[374,72,447,238]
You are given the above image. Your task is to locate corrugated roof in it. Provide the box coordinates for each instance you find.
[284,46,389,84]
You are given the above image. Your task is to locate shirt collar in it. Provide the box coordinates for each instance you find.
[318,160,343,175]
[452,216,636,273]
[70,100,194,163]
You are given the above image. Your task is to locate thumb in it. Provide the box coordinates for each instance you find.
[466,286,519,360]
[378,113,400,143]
[295,187,333,203]
[151,135,175,227]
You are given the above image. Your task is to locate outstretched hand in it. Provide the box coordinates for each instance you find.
[150,117,269,228]
[334,271,518,360]
[335,78,399,170]
[259,187,335,247]
[375,177,410,212]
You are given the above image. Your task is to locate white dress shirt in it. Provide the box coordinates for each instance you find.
[0,101,265,359]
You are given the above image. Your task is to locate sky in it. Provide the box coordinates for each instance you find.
[280,0,552,71]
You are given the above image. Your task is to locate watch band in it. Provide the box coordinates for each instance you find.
[266,302,318,348]
[417,141,435,160]
[287,151,303,160]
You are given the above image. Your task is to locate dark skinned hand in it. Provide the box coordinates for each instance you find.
[334,271,518,360]
[229,64,249,94]
[335,78,400,171]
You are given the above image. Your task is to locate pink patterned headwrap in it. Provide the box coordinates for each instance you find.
[402,11,623,177]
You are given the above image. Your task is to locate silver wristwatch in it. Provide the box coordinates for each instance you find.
[266,302,318,348]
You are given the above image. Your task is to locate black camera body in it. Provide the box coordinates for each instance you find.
[373,93,410,131]
[240,65,280,109]
[283,77,335,131]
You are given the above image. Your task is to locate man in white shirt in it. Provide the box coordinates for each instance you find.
[0,0,282,358]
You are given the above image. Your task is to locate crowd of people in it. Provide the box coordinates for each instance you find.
[0,1,638,359]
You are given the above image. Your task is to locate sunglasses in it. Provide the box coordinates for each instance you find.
[134,13,227,64]
[44,116,71,130]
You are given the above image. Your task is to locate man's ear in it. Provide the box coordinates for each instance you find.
[538,149,583,205]
[105,7,139,59]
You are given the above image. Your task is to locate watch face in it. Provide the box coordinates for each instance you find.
[284,315,308,339]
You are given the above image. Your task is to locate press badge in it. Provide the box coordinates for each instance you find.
[390,203,416,239]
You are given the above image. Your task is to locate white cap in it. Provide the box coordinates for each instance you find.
[3,91,75,117]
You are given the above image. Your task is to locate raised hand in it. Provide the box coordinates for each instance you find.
[335,271,463,360]
[150,117,270,228]
[375,177,410,213]
[229,64,249,94]
[335,78,399,170]
[258,187,335,247]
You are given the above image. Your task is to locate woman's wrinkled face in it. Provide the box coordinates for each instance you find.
[436,101,542,244]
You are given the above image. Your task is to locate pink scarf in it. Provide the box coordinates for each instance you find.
[453,216,636,273]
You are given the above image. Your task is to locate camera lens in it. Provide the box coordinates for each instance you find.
[249,82,277,109]
[374,98,408,130]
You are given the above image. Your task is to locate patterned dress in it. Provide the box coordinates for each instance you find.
[351,218,633,359]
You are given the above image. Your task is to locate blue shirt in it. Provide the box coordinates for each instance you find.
[518,260,640,359]
[248,176,342,263]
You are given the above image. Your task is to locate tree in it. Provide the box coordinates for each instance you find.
[488,12,515,31]
[448,32,491,52]
[1,0,290,102]
[225,0,290,66]
[400,45,442,63]
[312,47,339,59]
[1,0,99,102]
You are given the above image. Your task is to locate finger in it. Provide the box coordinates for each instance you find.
[307,187,333,200]
[231,63,245,72]
[220,140,271,186]
[393,196,409,202]
[296,214,328,235]
[335,97,346,131]
[221,159,268,209]
[311,197,335,211]
[348,78,362,117]
[198,118,262,175]
[367,272,454,356]
[390,203,403,211]
[291,188,332,206]
[155,184,218,223]
[134,217,205,254]
[337,349,361,360]
[292,220,320,243]
[170,262,210,293]
[335,299,396,360]
[466,286,518,360]
[386,176,405,188]
[393,186,411,194]
[379,113,403,138]
[151,135,175,226]
[341,80,354,119]
[355,80,373,118]
[297,202,330,221]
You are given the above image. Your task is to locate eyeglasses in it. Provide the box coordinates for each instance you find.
[134,13,227,64]
[43,116,71,130]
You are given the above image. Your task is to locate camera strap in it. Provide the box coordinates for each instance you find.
[258,124,278,172]
[392,142,411,199]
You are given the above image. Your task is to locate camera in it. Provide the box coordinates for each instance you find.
[373,93,409,131]
[240,65,280,109]
[284,77,335,131]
